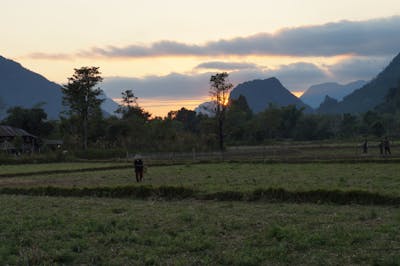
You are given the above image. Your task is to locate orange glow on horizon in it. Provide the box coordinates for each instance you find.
[113,97,209,118]
[15,54,356,84]
[291,90,305,98]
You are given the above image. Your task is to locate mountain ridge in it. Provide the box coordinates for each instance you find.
[0,55,119,119]
[301,80,367,108]
[229,77,312,113]
[317,52,400,113]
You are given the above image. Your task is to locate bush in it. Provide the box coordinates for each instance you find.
[73,148,126,159]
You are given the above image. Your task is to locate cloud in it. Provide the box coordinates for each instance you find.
[195,61,259,70]
[86,16,400,58]
[27,52,73,60]
[267,62,328,90]
[101,54,392,101]
[327,56,392,82]
[101,62,330,100]
[27,16,400,60]
[101,72,212,99]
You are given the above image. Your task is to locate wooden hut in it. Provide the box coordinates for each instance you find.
[0,125,38,153]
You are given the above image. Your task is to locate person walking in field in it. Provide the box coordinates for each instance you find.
[384,137,391,155]
[134,155,144,182]
[362,138,368,154]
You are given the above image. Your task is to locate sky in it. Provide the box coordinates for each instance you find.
[1,0,400,116]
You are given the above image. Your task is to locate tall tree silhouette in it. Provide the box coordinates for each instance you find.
[62,67,103,150]
[209,72,233,151]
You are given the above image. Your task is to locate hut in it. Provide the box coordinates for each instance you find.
[0,125,38,153]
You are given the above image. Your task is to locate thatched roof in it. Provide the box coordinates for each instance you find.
[0,125,37,138]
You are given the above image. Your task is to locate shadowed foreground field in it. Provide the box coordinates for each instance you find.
[1,196,400,265]
[1,161,400,265]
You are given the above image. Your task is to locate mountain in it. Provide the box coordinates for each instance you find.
[317,96,340,114]
[0,55,119,119]
[301,80,367,108]
[0,55,63,119]
[229,77,312,113]
[317,52,400,114]
[101,97,120,116]
[194,101,216,117]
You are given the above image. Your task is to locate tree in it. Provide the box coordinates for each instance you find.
[278,105,304,138]
[209,72,233,151]
[61,67,104,150]
[167,107,200,133]
[339,113,359,138]
[116,89,150,121]
[225,95,253,143]
[2,106,54,137]
[116,89,138,116]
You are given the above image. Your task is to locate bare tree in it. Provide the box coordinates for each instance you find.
[209,72,233,151]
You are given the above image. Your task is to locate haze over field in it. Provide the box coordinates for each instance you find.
[1,0,400,116]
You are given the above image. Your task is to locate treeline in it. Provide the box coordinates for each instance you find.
[2,68,400,154]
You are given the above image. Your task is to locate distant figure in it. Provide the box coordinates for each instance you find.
[384,137,391,155]
[379,140,384,155]
[134,155,144,182]
[362,139,368,154]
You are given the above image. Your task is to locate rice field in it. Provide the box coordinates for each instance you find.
[1,156,400,265]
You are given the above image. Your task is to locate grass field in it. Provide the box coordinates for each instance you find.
[1,159,400,265]
[2,163,400,196]
[0,162,130,176]
[1,196,400,265]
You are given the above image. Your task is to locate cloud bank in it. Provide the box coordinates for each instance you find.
[86,16,400,58]
[101,55,391,100]
[29,16,400,60]
[195,61,259,70]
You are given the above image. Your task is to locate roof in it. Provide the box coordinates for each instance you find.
[0,125,37,138]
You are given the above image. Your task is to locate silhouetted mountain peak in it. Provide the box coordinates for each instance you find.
[317,52,400,114]
[0,55,119,119]
[230,77,312,113]
[301,80,367,108]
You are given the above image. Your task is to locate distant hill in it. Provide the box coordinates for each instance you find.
[194,101,216,117]
[0,55,63,119]
[317,52,400,114]
[230,77,312,113]
[0,55,119,119]
[317,96,340,114]
[301,80,366,108]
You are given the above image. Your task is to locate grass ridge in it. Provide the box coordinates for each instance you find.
[1,185,399,205]
[0,165,132,178]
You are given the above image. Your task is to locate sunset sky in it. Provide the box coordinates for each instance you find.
[1,0,400,116]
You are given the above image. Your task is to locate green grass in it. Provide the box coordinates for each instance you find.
[2,163,400,197]
[1,195,400,265]
[0,162,130,175]
[1,160,400,264]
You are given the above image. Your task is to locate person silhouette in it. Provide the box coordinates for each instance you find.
[383,137,391,155]
[134,154,144,182]
[362,139,368,154]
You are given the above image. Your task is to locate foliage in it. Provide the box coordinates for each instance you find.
[2,106,54,137]
[209,72,234,151]
[73,148,127,160]
[61,67,104,150]
[4,70,400,153]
